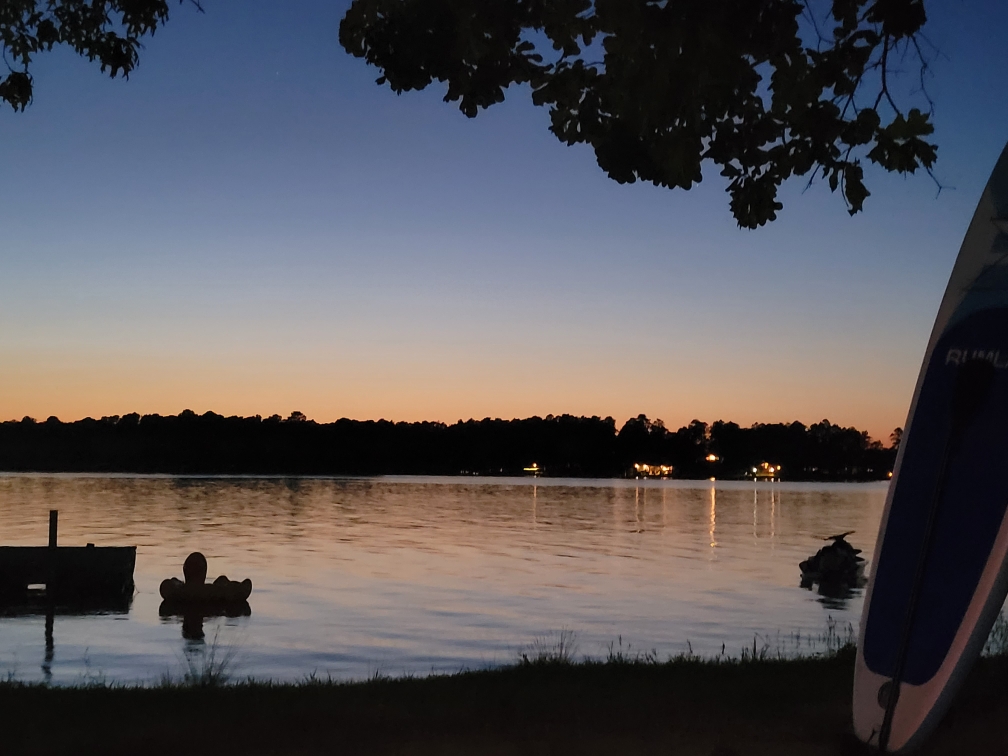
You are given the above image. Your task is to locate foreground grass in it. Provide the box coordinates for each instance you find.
[3,647,1008,755]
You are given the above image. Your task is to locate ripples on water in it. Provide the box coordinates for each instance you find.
[0,475,887,684]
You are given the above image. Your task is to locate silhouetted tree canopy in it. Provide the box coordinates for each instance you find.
[339,0,938,227]
[0,411,895,480]
[0,0,198,111]
[4,1,936,228]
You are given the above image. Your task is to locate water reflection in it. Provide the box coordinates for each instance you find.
[709,484,717,550]
[806,583,864,609]
[43,610,53,682]
[800,572,867,610]
[750,484,779,545]
[0,595,133,618]
[0,599,133,684]
[159,602,252,641]
[771,487,777,543]
[0,475,888,684]
[753,485,758,541]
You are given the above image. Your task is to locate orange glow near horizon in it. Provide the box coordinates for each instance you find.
[1,346,909,443]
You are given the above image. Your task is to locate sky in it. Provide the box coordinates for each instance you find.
[1,0,1006,442]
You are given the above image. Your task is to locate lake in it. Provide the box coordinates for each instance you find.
[0,475,887,685]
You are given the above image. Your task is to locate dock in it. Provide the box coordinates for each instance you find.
[0,510,135,604]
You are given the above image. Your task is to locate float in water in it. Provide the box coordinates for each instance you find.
[159,551,252,606]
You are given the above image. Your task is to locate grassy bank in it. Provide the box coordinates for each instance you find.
[3,647,1008,755]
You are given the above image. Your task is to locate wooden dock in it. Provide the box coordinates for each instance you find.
[0,510,135,603]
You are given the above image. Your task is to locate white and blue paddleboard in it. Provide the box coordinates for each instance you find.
[854,141,1008,752]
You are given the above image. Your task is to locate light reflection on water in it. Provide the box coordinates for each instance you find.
[0,474,887,684]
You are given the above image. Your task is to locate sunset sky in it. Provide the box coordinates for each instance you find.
[2,1,1006,442]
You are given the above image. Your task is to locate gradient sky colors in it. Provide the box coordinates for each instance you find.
[2,1,1007,442]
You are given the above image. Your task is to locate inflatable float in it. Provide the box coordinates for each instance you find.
[158,551,252,605]
[159,575,252,603]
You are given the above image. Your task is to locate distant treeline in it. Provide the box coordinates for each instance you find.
[0,411,898,480]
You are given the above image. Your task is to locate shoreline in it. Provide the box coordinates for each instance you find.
[0,413,897,482]
[0,471,891,485]
[3,649,1006,754]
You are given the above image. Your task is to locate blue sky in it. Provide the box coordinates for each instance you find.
[1,0,1005,440]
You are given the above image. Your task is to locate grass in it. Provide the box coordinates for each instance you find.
[1,615,1005,754]
[2,628,1008,755]
[520,627,581,665]
[159,628,239,688]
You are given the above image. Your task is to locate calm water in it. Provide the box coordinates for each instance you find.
[0,475,887,685]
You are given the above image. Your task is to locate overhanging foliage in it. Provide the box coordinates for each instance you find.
[340,0,938,226]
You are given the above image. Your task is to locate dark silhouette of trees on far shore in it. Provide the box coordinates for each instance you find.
[0,411,897,480]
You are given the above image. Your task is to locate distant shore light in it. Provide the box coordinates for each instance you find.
[750,461,781,480]
[632,462,673,479]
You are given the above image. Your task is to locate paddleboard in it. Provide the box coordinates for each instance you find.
[853,140,1008,752]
